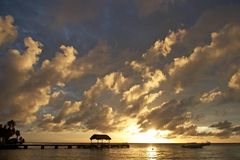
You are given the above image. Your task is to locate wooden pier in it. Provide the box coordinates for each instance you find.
[0,143,130,150]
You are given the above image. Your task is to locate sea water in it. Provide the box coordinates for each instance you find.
[0,143,240,160]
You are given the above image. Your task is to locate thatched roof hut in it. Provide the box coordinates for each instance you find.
[90,134,111,140]
[90,134,111,143]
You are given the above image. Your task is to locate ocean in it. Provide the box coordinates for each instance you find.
[0,143,240,160]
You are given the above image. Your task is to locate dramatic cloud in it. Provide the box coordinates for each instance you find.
[0,37,44,123]
[210,120,232,130]
[228,70,240,90]
[84,72,129,96]
[138,99,240,139]
[54,101,81,123]
[0,34,112,125]
[0,15,17,46]
[137,97,199,133]
[1,4,240,142]
[40,72,130,132]
[142,29,186,62]
[200,89,222,103]
[157,23,240,139]
[168,24,240,91]
[42,113,54,122]
[209,120,240,138]
[123,61,166,104]
[44,22,240,135]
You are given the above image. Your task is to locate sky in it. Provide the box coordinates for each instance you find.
[0,0,240,143]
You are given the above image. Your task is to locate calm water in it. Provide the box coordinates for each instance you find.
[0,143,240,160]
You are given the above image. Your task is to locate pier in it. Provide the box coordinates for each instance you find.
[0,143,130,150]
[0,124,129,150]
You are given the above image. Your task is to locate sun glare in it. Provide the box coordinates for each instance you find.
[124,124,170,143]
[132,129,169,143]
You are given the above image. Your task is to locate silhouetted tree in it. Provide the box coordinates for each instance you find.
[7,120,15,130]
[0,120,25,144]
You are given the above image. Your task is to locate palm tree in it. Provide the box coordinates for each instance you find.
[0,120,25,144]
[7,120,15,130]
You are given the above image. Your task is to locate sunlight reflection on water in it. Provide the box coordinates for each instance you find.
[147,146,157,160]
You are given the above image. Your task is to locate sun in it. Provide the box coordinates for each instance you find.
[131,129,170,143]
[122,124,170,143]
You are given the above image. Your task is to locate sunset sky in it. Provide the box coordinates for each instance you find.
[0,0,240,143]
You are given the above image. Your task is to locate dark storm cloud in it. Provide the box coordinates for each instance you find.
[210,120,232,130]
[137,97,199,132]
[209,120,240,138]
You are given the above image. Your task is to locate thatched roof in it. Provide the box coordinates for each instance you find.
[90,134,111,140]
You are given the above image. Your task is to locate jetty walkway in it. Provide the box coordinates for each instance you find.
[0,143,130,149]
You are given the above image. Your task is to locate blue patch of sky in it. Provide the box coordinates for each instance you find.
[1,0,240,58]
